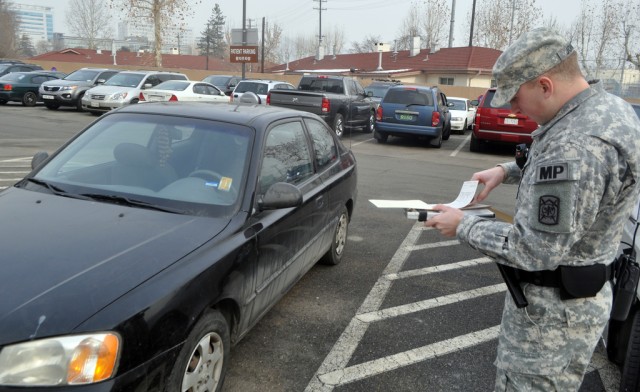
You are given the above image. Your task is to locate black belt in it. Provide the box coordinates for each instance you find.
[516,263,615,287]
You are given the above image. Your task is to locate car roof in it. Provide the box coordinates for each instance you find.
[237,79,291,84]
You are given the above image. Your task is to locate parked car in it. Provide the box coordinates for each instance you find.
[373,85,452,148]
[0,62,43,78]
[268,75,375,137]
[202,74,241,96]
[231,79,295,104]
[39,67,120,111]
[139,80,230,103]
[446,96,476,134]
[0,71,66,106]
[606,102,640,391]
[469,88,539,152]
[364,80,402,107]
[0,101,357,391]
[81,70,188,114]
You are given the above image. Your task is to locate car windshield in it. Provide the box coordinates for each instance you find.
[105,73,145,87]
[32,113,253,217]
[383,88,433,106]
[365,85,393,98]
[0,65,9,72]
[235,82,269,95]
[65,69,100,82]
[0,73,27,81]
[448,99,467,110]
[203,76,230,86]
[153,80,190,91]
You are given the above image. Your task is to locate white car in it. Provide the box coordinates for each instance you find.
[139,80,230,103]
[447,96,476,134]
[231,79,295,105]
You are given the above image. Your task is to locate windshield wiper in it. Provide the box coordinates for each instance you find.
[25,178,93,200]
[80,193,185,214]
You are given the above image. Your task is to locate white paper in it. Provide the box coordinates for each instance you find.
[370,180,479,210]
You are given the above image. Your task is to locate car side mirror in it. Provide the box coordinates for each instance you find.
[258,182,303,210]
[470,99,479,106]
[447,102,454,107]
[31,151,49,170]
[96,79,106,85]
[367,91,373,97]
[143,83,152,89]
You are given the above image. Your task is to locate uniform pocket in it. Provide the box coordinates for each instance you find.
[496,350,570,376]
[528,160,580,234]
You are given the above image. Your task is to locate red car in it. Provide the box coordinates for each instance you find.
[470,88,539,152]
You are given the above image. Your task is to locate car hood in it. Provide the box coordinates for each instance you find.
[0,188,229,345]
[42,79,93,87]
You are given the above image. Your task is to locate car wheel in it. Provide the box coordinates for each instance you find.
[321,205,349,265]
[459,121,467,135]
[362,111,375,133]
[167,310,230,392]
[430,132,442,148]
[22,92,37,107]
[75,94,84,111]
[333,113,344,138]
[45,102,60,110]
[0,99,6,105]
[373,129,388,143]
[620,309,640,391]
[442,123,451,141]
[130,98,139,104]
[469,133,483,152]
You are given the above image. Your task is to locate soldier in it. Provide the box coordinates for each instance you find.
[426,28,640,391]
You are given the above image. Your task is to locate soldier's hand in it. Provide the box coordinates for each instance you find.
[471,166,505,203]
[424,204,464,237]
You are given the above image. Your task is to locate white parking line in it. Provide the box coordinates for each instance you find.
[449,134,471,157]
[386,257,493,280]
[350,137,374,147]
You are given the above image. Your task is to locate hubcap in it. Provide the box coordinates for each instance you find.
[335,119,343,137]
[182,332,224,392]
[334,213,348,256]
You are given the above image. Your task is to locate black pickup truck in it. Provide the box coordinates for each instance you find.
[267,75,375,138]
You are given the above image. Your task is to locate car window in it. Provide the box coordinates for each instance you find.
[32,75,49,84]
[481,89,510,109]
[448,99,466,110]
[65,69,100,82]
[105,73,144,87]
[305,118,337,171]
[145,75,161,87]
[155,80,189,91]
[100,71,119,81]
[193,84,208,94]
[384,88,433,106]
[259,121,313,191]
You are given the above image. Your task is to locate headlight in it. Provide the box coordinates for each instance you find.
[452,117,463,121]
[60,86,78,91]
[110,92,128,101]
[0,333,120,386]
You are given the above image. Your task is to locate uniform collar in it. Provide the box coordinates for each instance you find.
[531,80,601,138]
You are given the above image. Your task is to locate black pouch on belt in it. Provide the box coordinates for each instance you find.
[611,248,640,321]
[559,264,608,300]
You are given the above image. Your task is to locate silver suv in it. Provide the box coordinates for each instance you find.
[82,70,188,114]
[39,68,120,111]
[231,79,295,105]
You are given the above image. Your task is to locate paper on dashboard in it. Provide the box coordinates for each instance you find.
[369,180,479,210]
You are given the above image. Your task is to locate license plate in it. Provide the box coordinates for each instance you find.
[504,118,519,125]
[42,94,54,100]
[90,101,100,108]
[399,114,414,121]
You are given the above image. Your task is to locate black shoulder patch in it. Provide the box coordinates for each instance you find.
[539,195,560,225]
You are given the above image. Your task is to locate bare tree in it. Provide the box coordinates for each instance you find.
[467,0,541,50]
[571,0,619,78]
[395,2,422,50]
[324,27,346,56]
[0,0,18,58]
[66,0,112,49]
[110,0,196,67]
[421,0,450,49]
[261,21,283,66]
[621,0,640,70]
[349,34,383,54]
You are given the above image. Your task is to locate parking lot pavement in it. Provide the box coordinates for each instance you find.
[305,221,620,392]
[0,157,31,190]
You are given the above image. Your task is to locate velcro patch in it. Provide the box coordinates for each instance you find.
[539,195,560,225]
[536,163,569,182]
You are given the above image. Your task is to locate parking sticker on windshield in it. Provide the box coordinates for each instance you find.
[218,177,233,191]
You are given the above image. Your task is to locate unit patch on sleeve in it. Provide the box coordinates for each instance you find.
[536,162,569,182]
[539,195,560,225]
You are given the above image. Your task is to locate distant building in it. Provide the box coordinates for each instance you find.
[117,21,195,55]
[8,3,54,44]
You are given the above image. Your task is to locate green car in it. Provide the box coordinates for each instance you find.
[0,71,66,106]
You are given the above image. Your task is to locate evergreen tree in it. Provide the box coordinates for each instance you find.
[198,4,226,59]
[17,34,35,58]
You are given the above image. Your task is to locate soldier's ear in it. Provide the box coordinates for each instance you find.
[538,76,553,98]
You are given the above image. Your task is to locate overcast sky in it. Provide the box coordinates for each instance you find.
[19,0,583,49]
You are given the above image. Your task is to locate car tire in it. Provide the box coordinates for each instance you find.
[442,123,451,141]
[321,205,349,265]
[373,129,388,143]
[620,309,640,391]
[469,133,483,152]
[130,98,139,104]
[0,99,6,105]
[430,132,443,148]
[75,94,84,111]
[362,111,375,133]
[44,102,60,110]
[167,309,230,392]
[22,92,37,107]
[333,113,344,138]
[459,121,467,135]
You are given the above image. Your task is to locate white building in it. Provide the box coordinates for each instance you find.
[8,3,54,44]
[117,21,195,55]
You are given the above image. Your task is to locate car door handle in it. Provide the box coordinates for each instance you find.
[315,195,325,209]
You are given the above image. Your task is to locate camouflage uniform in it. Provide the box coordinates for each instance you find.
[456,28,640,391]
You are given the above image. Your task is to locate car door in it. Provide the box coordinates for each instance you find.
[250,120,325,323]
[347,79,371,126]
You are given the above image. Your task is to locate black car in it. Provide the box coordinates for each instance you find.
[0,71,66,106]
[0,102,357,390]
[201,74,241,96]
[0,62,43,78]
